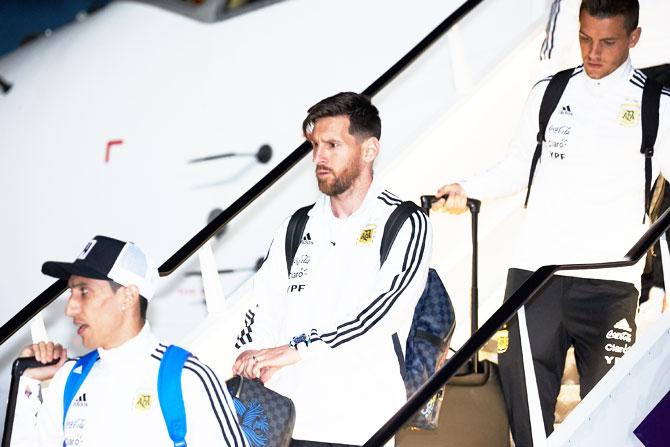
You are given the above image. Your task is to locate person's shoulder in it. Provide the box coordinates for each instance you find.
[629,68,670,115]
[151,343,225,389]
[531,66,584,93]
[375,189,405,209]
[376,189,427,213]
[46,356,86,394]
[375,191,430,233]
[628,68,670,95]
[180,354,232,403]
[53,357,78,379]
[182,354,220,382]
[279,201,319,232]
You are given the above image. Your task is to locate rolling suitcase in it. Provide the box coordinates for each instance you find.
[397,195,509,447]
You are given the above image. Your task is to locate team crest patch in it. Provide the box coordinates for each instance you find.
[357,224,377,245]
[618,103,640,127]
[496,327,509,354]
[133,391,153,411]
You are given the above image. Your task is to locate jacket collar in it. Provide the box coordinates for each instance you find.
[97,322,157,364]
[312,177,383,221]
[581,57,634,93]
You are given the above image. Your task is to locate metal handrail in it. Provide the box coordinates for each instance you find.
[0,0,486,346]
[364,205,670,446]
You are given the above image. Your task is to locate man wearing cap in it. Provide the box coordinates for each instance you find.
[11,235,249,447]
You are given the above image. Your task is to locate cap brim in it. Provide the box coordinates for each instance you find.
[42,261,111,281]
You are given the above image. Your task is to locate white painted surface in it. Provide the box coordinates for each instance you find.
[548,311,670,447]
[197,240,226,314]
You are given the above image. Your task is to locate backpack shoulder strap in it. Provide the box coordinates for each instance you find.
[62,350,99,427]
[158,345,192,447]
[380,201,423,267]
[525,67,574,207]
[284,204,314,275]
[641,76,663,216]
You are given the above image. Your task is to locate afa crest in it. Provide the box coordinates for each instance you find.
[496,327,509,354]
[133,392,153,411]
[357,224,377,245]
[618,103,640,127]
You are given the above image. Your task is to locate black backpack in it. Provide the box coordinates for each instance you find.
[525,66,663,218]
[284,201,455,430]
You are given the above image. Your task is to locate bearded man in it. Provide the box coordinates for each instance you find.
[232,92,432,447]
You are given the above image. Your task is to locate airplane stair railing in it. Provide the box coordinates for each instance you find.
[0,0,486,346]
[363,200,670,446]
[6,199,670,445]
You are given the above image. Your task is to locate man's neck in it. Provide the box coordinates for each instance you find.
[101,320,144,350]
[329,175,373,218]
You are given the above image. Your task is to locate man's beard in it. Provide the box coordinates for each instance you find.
[316,159,362,197]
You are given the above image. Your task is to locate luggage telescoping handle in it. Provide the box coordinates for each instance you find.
[2,357,61,447]
[420,195,481,216]
[420,194,482,373]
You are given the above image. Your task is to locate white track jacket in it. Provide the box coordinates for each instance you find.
[12,324,248,447]
[235,182,432,445]
[461,59,670,286]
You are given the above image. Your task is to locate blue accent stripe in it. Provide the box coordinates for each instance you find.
[153,345,247,447]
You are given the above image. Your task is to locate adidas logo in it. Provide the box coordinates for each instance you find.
[73,393,88,407]
[301,233,314,245]
[560,105,573,115]
[613,318,632,332]
[73,365,83,374]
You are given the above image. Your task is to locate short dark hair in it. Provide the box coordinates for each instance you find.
[109,281,148,321]
[302,92,381,140]
[580,0,639,33]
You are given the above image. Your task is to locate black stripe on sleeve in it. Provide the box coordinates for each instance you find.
[185,358,248,447]
[234,308,257,348]
[542,0,560,60]
[381,190,402,203]
[630,78,645,90]
[153,346,248,447]
[313,209,428,349]
[377,195,398,207]
[377,191,402,207]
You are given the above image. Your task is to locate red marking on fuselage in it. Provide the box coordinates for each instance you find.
[105,139,124,163]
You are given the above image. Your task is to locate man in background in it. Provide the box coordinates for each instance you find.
[434,1,670,444]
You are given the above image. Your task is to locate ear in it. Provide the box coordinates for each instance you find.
[362,137,380,163]
[629,27,641,48]
[121,285,140,312]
